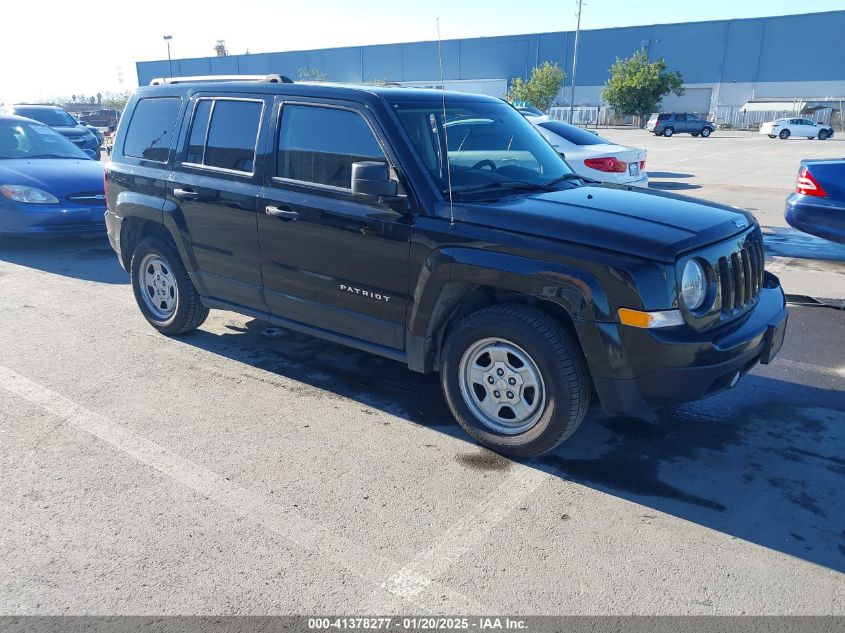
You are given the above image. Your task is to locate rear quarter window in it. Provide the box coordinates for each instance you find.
[123,97,182,163]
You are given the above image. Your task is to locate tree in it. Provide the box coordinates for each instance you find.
[507,61,565,112]
[601,50,684,126]
[298,67,328,81]
[102,91,132,111]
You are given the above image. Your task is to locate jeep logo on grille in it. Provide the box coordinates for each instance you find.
[733,218,749,229]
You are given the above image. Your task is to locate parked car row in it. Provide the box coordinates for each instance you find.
[4,105,102,160]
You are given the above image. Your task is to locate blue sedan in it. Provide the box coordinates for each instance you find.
[786,158,845,245]
[0,114,106,237]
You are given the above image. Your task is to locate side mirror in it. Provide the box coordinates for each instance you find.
[352,161,397,198]
[83,148,97,159]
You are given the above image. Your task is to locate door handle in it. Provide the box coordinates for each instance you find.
[265,205,299,221]
[173,188,199,201]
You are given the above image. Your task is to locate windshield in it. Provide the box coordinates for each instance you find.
[0,119,90,159]
[389,99,574,197]
[538,121,611,146]
[14,107,79,127]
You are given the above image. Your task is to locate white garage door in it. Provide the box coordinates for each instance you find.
[660,87,713,118]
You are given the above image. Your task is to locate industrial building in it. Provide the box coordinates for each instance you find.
[136,10,845,125]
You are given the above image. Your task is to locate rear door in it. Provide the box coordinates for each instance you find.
[167,94,271,312]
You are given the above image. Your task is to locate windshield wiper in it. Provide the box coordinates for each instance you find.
[542,173,585,187]
[450,181,553,195]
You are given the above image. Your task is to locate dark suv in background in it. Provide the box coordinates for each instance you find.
[6,104,101,159]
[647,112,715,137]
[104,75,787,457]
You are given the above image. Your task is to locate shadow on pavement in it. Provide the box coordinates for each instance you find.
[0,236,128,284]
[175,309,845,574]
[649,181,702,191]
[763,226,845,263]
[646,171,694,179]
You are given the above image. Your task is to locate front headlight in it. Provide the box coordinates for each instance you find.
[0,185,60,204]
[681,259,706,310]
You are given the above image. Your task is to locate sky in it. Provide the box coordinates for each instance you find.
[1,0,841,104]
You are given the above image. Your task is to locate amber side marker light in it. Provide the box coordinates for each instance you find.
[618,307,685,329]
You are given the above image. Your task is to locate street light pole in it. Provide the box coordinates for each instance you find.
[163,35,173,78]
[568,0,583,124]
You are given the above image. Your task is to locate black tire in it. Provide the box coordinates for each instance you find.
[818,130,829,140]
[691,133,700,137]
[779,129,790,140]
[130,234,209,335]
[768,135,776,139]
[440,304,589,457]
[662,127,674,137]
[700,127,712,137]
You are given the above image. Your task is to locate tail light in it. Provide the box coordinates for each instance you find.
[796,166,827,197]
[584,157,628,173]
[640,160,646,170]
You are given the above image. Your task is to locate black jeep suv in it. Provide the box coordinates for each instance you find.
[105,75,787,457]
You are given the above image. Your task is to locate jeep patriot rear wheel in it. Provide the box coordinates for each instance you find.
[131,235,209,335]
[441,305,589,457]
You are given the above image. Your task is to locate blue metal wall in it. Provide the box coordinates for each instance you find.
[136,10,845,89]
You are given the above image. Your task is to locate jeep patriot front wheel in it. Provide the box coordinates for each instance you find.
[441,305,589,457]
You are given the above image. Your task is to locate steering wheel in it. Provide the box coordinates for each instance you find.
[471,159,497,171]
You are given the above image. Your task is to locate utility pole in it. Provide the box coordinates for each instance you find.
[568,0,583,123]
[163,35,173,77]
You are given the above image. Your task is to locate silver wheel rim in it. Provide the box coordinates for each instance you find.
[458,337,546,435]
[139,253,178,321]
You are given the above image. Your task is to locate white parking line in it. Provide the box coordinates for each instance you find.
[383,466,549,600]
[773,359,845,379]
[0,365,483,613]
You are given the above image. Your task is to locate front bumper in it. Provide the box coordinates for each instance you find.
[0,202,106,237]
[584,273,788,415]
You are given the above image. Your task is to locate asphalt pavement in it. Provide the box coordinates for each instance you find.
[0,236,842,615]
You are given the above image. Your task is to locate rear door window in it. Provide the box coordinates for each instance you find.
[276,104,386,189]
[123,97,182,162]
[182,98,263,173]
[205,100,263,173]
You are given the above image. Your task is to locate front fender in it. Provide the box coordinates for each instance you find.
[405,246,612,372]
[446,246,611,321]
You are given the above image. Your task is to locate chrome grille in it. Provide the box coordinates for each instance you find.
[718,235,764,316]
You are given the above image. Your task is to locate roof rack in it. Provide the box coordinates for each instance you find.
[149,74,293,86]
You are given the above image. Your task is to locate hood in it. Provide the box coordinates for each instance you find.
[448,184,755,262]
[53,125,92,138]
[0,159,104,198]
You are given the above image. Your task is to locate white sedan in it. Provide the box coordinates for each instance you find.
[530,119,648,187]
[759,117,834,140]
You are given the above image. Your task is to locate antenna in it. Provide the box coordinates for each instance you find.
[436,18,455,229]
